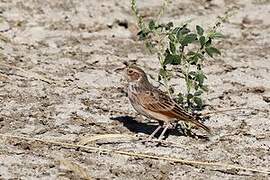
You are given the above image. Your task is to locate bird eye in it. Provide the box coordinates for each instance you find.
[128,69,133,74]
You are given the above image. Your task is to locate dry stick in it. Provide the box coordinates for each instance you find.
[0,133,269,175]
[201,107,250,116]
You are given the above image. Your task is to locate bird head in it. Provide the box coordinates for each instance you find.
[126,65,148,83]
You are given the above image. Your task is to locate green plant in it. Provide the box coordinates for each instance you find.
[131,0,237,112]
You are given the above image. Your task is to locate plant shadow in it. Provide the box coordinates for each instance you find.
[110,115,209,140]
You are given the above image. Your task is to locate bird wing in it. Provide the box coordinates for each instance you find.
[137,89,191,119]
[137,89,211,133]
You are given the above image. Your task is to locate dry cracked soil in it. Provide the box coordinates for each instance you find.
[0,0,270,179]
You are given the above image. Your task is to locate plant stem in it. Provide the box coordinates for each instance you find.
[131,0,144,29]
[156,0,169,22]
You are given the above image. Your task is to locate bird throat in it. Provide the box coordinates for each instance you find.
[128,79,151,94]
[128,82,140,94]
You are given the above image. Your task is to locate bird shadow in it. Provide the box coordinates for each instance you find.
[110,116,209,140]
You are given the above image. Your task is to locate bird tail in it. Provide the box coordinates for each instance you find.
[186,117,212,135]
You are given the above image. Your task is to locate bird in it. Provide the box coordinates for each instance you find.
[125,65,211,140]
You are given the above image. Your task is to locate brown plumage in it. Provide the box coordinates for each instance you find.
[126,65,211,140]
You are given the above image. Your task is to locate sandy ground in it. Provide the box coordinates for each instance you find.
[0,0,270,179]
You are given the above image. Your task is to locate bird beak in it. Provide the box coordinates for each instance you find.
[114,61,129,72]
[114,66,126,72]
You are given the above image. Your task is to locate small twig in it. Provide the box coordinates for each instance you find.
[0,133,269,175]
[201,107,250,116]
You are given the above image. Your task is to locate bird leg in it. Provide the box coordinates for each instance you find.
[158,123,170,141]
[148,125,162,139]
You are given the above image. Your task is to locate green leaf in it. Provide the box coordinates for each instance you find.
[197,53,204,60]
[168,34,176,42]
[173,24,189,33]
[194,83,199,91]
[195,71,206,85]
[177,93,184,104]
[186,78,193,92]
[201,85,209,92]
[176,30,184,41]
[209,32,224,39]
[187,93,193,100]
[165,48,170,54]
[205,47,221,57]
[194,90,203,96]
[194,96,203,108]
[175,25,191,41]
[137,29,149,40]
[159,68,167,78]
[163,53,181,65]
[187,51,196,56]
[196,64,201,71]
[199,36,205,47]
[180,27,191,35]
[148,20,155,30]
[188,71,196,76]
[187,52,202,64]
[196,25,204,36]
[163,54,173,66]
[181,33,197,46]
[169,86,174,94]
[172,27,181,34]
[205,38,212,47]
[169,42,176,54]
[166,22,173,30]
[189,55,199,64]
[145,41,154,52]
